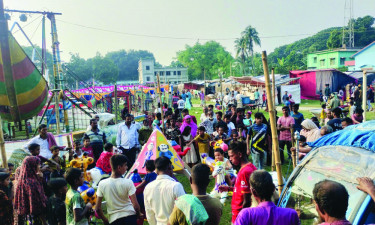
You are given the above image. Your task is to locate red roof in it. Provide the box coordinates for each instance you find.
[232,76,265,86]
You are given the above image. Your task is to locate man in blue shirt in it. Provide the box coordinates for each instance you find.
[282,91,288,104]
[181,90,186,101]
[284,97,291,112]
[291,104,304,132]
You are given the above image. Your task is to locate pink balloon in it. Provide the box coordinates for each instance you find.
[221,143,228,152]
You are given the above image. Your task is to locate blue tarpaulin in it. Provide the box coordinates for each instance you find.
[309,121,375,152]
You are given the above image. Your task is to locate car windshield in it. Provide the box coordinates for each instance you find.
[279,145,375,224]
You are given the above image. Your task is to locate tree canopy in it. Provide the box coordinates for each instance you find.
[176,41,234,80]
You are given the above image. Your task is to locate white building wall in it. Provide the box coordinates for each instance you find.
[138,59,188,84]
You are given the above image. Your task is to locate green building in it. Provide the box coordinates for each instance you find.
[307,48,360,70]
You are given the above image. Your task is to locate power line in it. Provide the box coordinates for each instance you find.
[12,15,43,34]
[56,19,375,42]
[57,19,320,41]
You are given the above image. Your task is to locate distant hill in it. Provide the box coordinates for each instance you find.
[264,15,375,74]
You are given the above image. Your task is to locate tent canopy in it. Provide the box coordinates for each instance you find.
[290,69,357,100]
[127,130,185,175]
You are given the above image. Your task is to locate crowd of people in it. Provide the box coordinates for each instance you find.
[0,85,374,225]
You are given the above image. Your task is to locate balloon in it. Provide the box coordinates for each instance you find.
[221,143,228,152]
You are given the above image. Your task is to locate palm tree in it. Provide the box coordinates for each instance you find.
[242,26,261,75]
[235,36,247,75]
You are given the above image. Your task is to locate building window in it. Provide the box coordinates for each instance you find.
[330,58,336,66]
[320,59,325,67]
[146,66,150,70]
[166,71,171,76]
[174,71,177,75]
[340,57,345,65]
[146,77,150,81]
[154,72,157,76]
[313,57,317,63]
[159,71,163,76]
[177,71,181,75]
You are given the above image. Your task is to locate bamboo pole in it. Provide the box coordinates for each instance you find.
[271,68,276,171]
[362,70,367,121]
[220,72,223,112]
[114,83,118,124]
[141,86,144,113]
[261,51,283,196]
[156,74,164,133]
[66,135,72,148]
[55,92,60,134]
[0,116,7,169]
[133,85,136,115]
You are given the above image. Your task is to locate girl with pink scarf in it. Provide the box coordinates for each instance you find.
[179,115,198,137]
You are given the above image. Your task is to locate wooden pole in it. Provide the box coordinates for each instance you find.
[156,74,164,133]
[133,84,136,115]
[220,72,223,112]
[114,83,118,124]
[0,116,7,168]
[362,70,367,121]
[72,104,76,130]
[141,86,144,113]
[261,51,283,196]
[25,119,29,139]
[271,68,276,171]
[66,135,72,148]
[55,92,60,134]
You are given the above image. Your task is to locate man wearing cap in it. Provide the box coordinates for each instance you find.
[116,114,140,168]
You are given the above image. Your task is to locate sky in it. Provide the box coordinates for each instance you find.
[4,0,375,66]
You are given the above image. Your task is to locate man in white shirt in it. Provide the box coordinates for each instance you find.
[223,93,230,110]
[224,114,236,137]
[177,96,185,118]
[144,156,185,225]
[24,124,59,159]
[116,114,140,168]
[236,92,243,108]
[96,154,143,225]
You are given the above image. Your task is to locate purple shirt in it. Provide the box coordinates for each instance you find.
[199,92,205,100]
[234,201,300,225]
[320,220,351,225]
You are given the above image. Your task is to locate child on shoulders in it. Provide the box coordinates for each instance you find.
[214,148,235,186]
[96,143,115,174]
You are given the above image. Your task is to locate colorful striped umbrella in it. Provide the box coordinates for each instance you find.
[0,32,48,121]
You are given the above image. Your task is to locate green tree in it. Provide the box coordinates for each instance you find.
[92,53,119,85]
[352,15,375,47]
[327,29,342,49]
[234,37,247,75]
[176,41,234,80]
[106,49,155,81]
[64,53,93,87]
[241,26,261,75]
[169,60,184,68]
